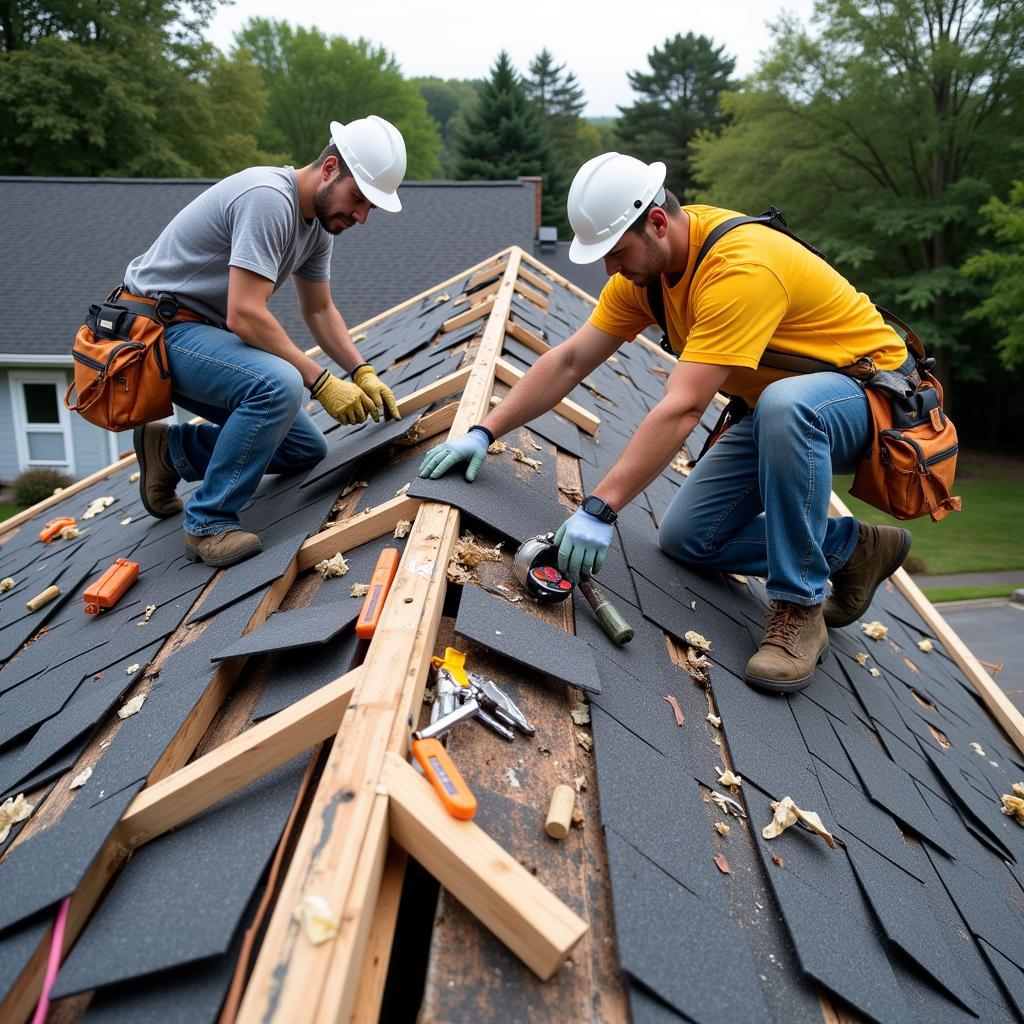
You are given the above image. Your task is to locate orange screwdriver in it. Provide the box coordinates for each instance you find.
[355,547,400,639]
[411,737,477,820]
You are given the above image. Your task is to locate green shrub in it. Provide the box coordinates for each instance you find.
[12,467,74,508]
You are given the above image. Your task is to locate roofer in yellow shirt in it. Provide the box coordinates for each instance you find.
[420,153,914,693]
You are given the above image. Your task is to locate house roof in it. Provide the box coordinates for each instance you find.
[0,176,536,359]
[0,248,1023,1023]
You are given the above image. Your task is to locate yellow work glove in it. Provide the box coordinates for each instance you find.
[352,364,401,421]
[310,370,378,425]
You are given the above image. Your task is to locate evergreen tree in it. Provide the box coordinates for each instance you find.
[455,51,566,231]
[617,32,736,197]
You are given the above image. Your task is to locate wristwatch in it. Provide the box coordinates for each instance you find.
[582,495,618,524]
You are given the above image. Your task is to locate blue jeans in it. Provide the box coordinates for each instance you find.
[658,373,872,606]
[163,321,328,536]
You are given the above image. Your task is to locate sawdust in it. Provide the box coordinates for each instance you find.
[570,702,591,726]
[670,454,690,476]
[293,895,338,945]
[137,605,157,626]
[684,630,712,651]
[0,578,13,593]
[0,793,34,842]
[717,767,742,788]
[522,431,542,452]
[917,638,935,653]
[447,531,503,584]
[315,553,349,579]
[861,620,889,641]
[117,693,146,719]
[488,441,507,454]
[762,796,835,848]
[509,447,542,471]
[575,731,593,753]
[1000,794,1024,826]
[350,583,370,598]
[571,805,585,829]
[69,766,92,790]
[713,822,731,838]
[82,496,115,520]
[393,520,412,539]
[854,652,869,666]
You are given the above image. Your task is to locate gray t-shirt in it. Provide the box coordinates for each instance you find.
[124,166,333,327]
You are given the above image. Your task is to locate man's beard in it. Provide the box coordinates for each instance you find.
[314,179,354,234]
[626,232,668,288]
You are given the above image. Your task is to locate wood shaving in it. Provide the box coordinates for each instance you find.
[557,485,584,504]
[710,792,730,814]
[854,652,869,666]
[353,331,368,341]
[713,854,731,875]
[713,821,731,837]
[970,742,986,757]
[571,805,585,829]
[690,600,697,611]
[762,796,836,848]
[917,638,935,653]
[488,440,507,454]
[394,483,410,497]
[82,496,115,519]
[706,713,721,728]
[0,578,14,593]
[663,695,685,726]
[1000,794,1024,826]
[448,531,503,584]
[575,731,593,753]
[119,517,132,527]
[434,292,451,303]
[717,767,742,788]
[573,775,586,793]
[293,894,338,945]
[489,395,502,405]
[649,364,670,378]
[861,620,889,641]
[523,431,542,452]
[670,454,690,476]
[869,667,881,677]
[683,647,711,684]
[69,766,92,790]
[771,852,784,867]
[394,519,412,539]
[0,793,34,843]
[340,480,368,499]
[126,663,140,675]
[902,656,921,676]
[137,604,157,625]
[315,553,349,579]
[509,447,542,471]
[1013,783,1024,798]
[350,583,370,598]
[477,581,523,604]
[608,355,620,363]
[684,630,712,651]
[61,525,81,539]
[129,471,141,482]
[570,702,591,726]
[117,693,146,719]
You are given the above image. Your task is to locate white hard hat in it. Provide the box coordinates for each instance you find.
[329,115,407,213]
[568,153,667,264]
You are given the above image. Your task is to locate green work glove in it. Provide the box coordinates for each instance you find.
[554,507,613,580]
[418,427,491,482]
[352,363,401,421]
[310,370,378,425]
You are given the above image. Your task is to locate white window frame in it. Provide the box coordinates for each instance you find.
[9,370,77,475]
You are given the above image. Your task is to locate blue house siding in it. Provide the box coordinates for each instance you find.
[0,369,19,483]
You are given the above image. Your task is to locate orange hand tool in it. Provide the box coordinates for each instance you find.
[355,547,400,639]
[411,737,477,820]
[39,517,76,543]
[83,558,140,615]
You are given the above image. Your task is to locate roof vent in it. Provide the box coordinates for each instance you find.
[537,226,557,252]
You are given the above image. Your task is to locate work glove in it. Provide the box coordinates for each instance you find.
[418,427,491,482]
[310,370,379,425]
[554,507,614,580]
[352,363,401,421]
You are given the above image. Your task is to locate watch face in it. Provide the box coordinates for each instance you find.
[583,496,615,522]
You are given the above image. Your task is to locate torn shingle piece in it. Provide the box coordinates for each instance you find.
[210,601,360,662]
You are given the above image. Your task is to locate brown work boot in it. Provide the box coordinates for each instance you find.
[133,423,182,518]
[745,601,828,693]
[184,529,263,568]
[823,523,912,628]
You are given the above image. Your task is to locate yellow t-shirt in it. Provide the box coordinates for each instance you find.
[589,205,907,406]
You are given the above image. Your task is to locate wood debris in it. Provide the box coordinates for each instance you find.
[316,552,350,579]
[710,791,743,817]
[69,766,92,790]
[129,470,141,482]
[663,695,685,726]
[684,630,712,651]
[350,583,370,598]
[126,663,140,675]
[854,652,869,666]
[573,775,586,793]
[713,854,731,875]
[434,292,451,303]
[917,638,935,653]
[571,805,585,829]
[394,483,410,497]
[706,713,721,728]
[902,656,921,676]
[970,742,986,757]
[339,480,368,499]
[682,646,711,684]
[61,525,81,538]
[82,496,115,519]
[0,578,14,593]
[119,516,132,527]
[393,519,412,539]
[557,484,584,504]
[570,702,591,726]
[713,821,731,838]
[523,431,542,452]
[649,364,670,378]
[293,894,338,945]
[509,447,542,471]
[448,530,503,584]
[762,796,836,848]
[869,667,881,677]
[137,604,157,625]
[575,731,593,753]
[0,793,34,843]
[771,852,784,867]
[1000,792,1024,826]
[477,581,523,604]
[670,454,690,476]
[117,693,146,719]
[717,767,742,788]
[488,440,507,454]
[861,620,889,641]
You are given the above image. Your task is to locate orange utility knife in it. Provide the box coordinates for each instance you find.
[355,547,400,639]
[411,737,477,820]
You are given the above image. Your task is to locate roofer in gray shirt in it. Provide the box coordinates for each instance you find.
[126,116,406,567]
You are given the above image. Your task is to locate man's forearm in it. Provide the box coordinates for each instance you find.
[480,348,583,437]
[228,307,323,388]
[592,399,701,511]
[304,305,364,376]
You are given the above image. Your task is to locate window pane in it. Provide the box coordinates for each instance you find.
[27,432,66,462]
[23,383,60,424]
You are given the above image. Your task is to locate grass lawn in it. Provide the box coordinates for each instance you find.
[0,503,22,522]
[832,449,1024,576]
[919,584,1018,604]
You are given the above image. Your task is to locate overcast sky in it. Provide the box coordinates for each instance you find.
[205,0,819,117]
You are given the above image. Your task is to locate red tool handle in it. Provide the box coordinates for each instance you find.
[411,738,477,820]
[355,548,400,639]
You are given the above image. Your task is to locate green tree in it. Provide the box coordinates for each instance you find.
[963,178,1024,370]
[617,32,736,197]
[412,76,480,177]
[455,51,566,231]
[690,0,1024,426]
[235,19,440,177]
[0,0,277,176]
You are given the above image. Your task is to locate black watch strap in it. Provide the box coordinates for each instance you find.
[582,495,618,523]
[470,424,495,445]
